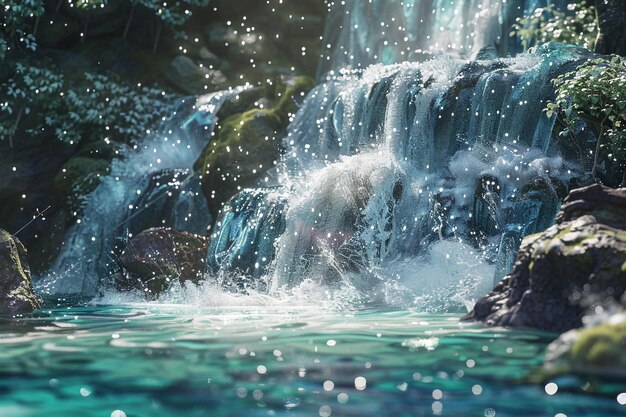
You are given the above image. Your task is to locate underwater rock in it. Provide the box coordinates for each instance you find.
[544,314,626,378]
[465,184,626,332]
[0,229,42,315]
[117,227,209,296]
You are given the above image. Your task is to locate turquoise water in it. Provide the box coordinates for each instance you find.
[1,305,624,416]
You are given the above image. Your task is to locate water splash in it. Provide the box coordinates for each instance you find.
[38,89,246,297]
[207,44,594,311]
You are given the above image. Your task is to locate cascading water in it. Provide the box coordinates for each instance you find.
[38,0,595,312]
[38,90,244,297]
[319,0,568,73]
[208,43,594,311]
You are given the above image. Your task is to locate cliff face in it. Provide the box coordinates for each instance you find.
[465,184,626,333]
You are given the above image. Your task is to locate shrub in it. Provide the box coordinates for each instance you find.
[0,61,178,146]
[546,55,626,184]
[511,1,598,51]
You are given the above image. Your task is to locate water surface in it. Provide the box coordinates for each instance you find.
[0,306,623,416]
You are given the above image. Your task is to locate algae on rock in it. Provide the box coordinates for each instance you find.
[195,76,315,218]
[545,317,626,378]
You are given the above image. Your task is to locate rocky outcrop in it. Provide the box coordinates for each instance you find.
[55,156,111,214]
[195,76,315,217]
[117,227,209,296]
[465,184,626,333]
[0,229,42,315]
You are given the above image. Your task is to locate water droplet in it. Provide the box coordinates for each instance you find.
[545,382,558,395]
[354,376,367,390]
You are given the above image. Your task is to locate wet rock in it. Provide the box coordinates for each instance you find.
[165,56,228,95]
[117,227,209,296]
[544,315,626,378]
[54,156,111,214]
[0,229,42,316]
[195,108,283,218]
[195,76,314,217]
[465,184,626,332]
[206,189,287,291]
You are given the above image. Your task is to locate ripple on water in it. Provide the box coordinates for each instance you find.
[0,306,623,417]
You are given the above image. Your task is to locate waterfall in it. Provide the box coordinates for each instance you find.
[319,0,568,75]
[37,90,242,297]
[37,0,595,312]
[208,44,594,310]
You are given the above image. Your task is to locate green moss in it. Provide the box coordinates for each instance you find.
[553,227,572,241]
[570,321,626,368]
[274,75,316,120]
[203,108,282,169]
[195,75,315,215]
[195,108,283,215]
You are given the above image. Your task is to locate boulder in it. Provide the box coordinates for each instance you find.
[544,316,626,378]
[195,76,315,217]
[165,56,228,95]
[117,227,209,296]
[0,229,42,315]
[195,108,283,218]
[464,184,626,333]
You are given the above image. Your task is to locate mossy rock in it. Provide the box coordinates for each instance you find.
[195,108,283,217]
[195,76,314,217]
[544,319,626,380]
[466,184,626,332]
[55,157,111,213]
[216,87,268,121]
[274,75,317,120]
[75,140,122,160]
[0,229,41,316]
[570,321,626,368]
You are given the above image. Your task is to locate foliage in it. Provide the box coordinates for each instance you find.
[0,0,45,58]
[0,61,178,145]
[127,0,209,42]
[73,0,110,8]
[511,1,598,51]
[0,62,65,144]
[63,72,178,143]
[546,55,626,182]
